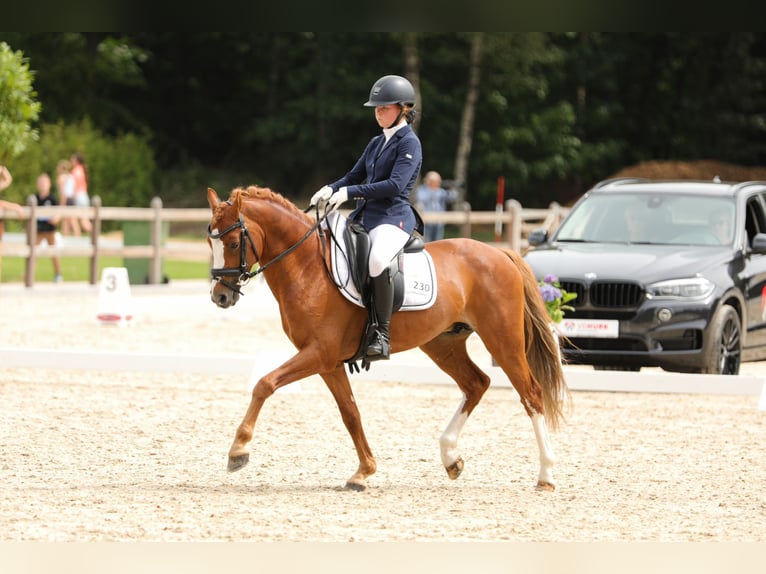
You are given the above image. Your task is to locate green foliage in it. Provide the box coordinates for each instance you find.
[470,34,578,208]
[157,162,262,208]
[0,41,41,162]
[4,118,157,211]
[538,274,577,324]
[3,32,766,216]
[85,128,157,207]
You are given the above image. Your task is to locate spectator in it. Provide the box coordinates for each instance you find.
[56,159,77,236]
[34,172,63,282]
[711,211,733,244]
[70,152,92,235]
[0,164,12,192]
[623,206,649,242]
[0,165,25,241]
[413,170,458,242]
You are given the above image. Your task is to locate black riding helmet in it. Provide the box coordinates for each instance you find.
[364,75,416,107]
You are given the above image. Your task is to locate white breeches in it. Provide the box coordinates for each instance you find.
[368,224,410,277]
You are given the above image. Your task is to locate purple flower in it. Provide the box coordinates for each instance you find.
[544,274,558,284]
[539,284,561,302]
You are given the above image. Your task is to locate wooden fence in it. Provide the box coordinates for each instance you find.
[0,196,569,287]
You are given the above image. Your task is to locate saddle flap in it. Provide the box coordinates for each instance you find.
[343,221,370,295]
[329,212,437,312]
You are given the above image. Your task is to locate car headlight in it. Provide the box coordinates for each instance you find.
[646,277,715,299]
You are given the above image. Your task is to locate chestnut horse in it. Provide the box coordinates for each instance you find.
[207,185,569,491]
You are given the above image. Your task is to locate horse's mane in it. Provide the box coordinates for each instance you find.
[218,185,311,224]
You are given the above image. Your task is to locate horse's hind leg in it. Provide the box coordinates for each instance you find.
[420,333,491,481]
[529,411,556,491]
[320,367,376,491]
[481,332,557,491]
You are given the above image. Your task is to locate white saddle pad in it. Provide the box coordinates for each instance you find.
[327,212,437,311]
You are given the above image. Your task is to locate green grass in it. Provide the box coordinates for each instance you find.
[0,255,210,284]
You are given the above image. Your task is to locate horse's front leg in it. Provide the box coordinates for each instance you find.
[227,351,321,472]
[320,367,376,491]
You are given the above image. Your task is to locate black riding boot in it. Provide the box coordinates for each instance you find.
[366,271,393,360]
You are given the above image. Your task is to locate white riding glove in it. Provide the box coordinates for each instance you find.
[310,185,333,207]
[327,187,349,211]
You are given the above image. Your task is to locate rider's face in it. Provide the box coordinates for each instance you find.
[375,104,401,128]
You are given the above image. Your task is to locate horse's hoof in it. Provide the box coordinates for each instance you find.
[445,457,464,480]
[536,481,556,492]
[227,453,250,472]
[344,480,368,492]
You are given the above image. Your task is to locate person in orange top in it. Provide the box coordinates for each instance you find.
[56,159,77,236]
[70,153,92,234]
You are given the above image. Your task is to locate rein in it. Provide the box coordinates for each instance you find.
[208,205,326,295]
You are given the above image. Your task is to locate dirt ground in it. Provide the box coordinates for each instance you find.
[1,277,765,542]
[610,159,766,182]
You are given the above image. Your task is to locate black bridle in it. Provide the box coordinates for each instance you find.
[207,206,326,296]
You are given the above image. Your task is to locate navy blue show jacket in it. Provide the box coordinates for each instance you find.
[330,123,423,234]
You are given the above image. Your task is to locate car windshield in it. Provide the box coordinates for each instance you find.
[555,192,736,246]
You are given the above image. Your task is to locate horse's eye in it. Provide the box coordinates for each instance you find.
[228,241,239,250]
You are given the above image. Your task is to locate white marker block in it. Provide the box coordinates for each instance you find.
[97,267,133,326]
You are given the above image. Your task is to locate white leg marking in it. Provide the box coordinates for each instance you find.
[440,397,468,468]
[531,412,557,486]
[210,233,224,294]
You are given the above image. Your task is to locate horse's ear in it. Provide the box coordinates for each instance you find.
[207,188,219,211]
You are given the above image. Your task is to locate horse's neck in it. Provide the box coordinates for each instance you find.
[244,201,325,286]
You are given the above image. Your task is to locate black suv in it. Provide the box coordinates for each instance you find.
[524,178,766,375]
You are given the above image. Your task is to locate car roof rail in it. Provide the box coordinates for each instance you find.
[592,177,650,189]
[731,181,766,193]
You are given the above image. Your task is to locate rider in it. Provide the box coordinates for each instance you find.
[310,74,423,361]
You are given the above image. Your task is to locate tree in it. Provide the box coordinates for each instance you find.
[469,33,577,208]
[0,41,41,277]
[402,33,421,133]
[453,32,482,204]
[0,41,41,164]
[4,33,766,211]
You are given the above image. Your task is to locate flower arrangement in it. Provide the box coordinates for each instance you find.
[538,274,577,324]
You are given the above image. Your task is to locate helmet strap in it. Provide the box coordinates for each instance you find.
[387,105,404,129]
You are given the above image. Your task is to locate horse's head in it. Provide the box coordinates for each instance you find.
[207,187,261,308]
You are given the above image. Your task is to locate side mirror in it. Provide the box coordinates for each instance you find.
[750,233,766,254]
[528,228,548,246]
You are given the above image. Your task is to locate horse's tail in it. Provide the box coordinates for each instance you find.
[501,249,571,430]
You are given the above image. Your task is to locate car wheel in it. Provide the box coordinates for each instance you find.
[700,304,741,375]
[594,364,641,372]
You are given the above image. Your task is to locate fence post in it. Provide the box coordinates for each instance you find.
[459,201,472,238]
[505,199,522,253]
[24,195,38,288]
[150,196,163,284]
[89,196,101,285]
[542,201,562,233]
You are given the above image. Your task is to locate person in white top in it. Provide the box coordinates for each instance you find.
[56,159,77,236]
